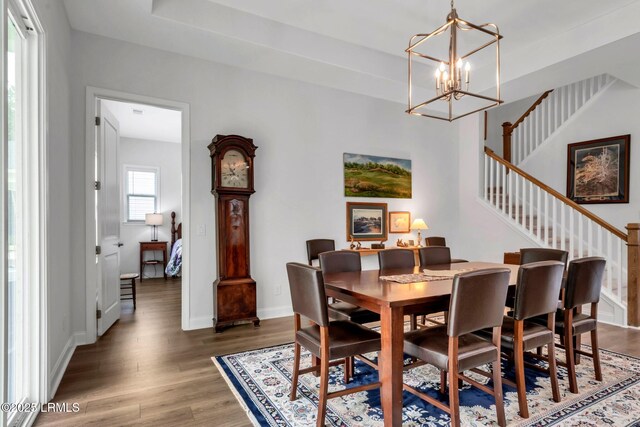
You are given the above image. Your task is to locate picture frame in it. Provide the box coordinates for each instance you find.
[343,153,412,199]
[346,202,388,241]
[567,135,630,204]
[389,211,411,233]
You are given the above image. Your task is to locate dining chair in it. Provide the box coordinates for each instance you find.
[418,246,452,266]
[306,239,335,266]
[318,251,380,325]
[286,262,381,427]
[378,248,415,269]
[478,260,564,418]
[554,256,606,394]
[403,268,511,427]
[425,236,446,246]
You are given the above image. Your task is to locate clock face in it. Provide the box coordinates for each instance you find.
[220,149,249,188]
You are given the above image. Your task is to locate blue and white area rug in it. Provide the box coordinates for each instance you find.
[213,341,640,426]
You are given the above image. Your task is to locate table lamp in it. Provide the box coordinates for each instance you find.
[410,218,429,247]
[145,213,163,241]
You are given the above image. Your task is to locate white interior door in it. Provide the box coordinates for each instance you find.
[96,100,122,336]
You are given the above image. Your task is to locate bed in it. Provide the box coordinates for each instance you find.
[165,211,182,277]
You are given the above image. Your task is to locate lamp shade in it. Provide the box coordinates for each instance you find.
[145,213,163,226]
[410,218,429,230]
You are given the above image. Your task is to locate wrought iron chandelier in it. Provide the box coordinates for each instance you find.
[406,0,503,121]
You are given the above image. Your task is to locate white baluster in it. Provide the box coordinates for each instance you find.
[617,239,623,302]
[569,210,574,260]
[489,157,494,205]
[560,203,566,251]
[484,155,488,200]
[502,164,507,215]
[514,172,520,225]
[552,197,557,249]
[598,225,603,257]
[607,232,613,292]
[578,215,584,257]
[587,218,592,256]
[536,186,542,239]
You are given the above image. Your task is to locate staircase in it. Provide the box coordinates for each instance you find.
[483,147,628,325]
[503,74,615,165]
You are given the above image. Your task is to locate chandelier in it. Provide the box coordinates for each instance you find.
[406,0,503,121]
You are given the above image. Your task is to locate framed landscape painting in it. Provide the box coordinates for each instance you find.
[389,211,410,233]
[567,135,630,204]
[343,153,412,198]
[346,202,387,241]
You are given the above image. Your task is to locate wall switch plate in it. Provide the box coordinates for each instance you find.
[274,285,281,296]
[197,224,206,236]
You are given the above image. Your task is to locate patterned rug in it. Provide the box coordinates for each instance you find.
[213,338,640,426]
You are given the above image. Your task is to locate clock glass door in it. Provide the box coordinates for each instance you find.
[220,149,249,188]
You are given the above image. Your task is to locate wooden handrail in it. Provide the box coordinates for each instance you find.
[511,90,554,130]
[484,147,628,241]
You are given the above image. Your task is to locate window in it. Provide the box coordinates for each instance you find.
[4,0,44,425]
[124,166,159,222]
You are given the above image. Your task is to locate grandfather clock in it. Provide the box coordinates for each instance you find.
[208,134,259,333]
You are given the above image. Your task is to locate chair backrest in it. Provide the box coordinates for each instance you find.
[418,246,451,267]
[306,239,336,266]
[286,262,329,327]
[520,248,568,268]
[318,250,362,274]
[513,261,564,320]
[447,268,511,337]
[564,257,606,309]
[425,236,446,247]
[378,249,415,270]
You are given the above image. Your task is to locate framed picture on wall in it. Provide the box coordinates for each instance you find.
[346,202,388,241]
[389,211,410,233]
[567,135,630,204]
[343,153,412,198]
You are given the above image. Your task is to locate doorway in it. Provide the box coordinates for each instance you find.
[85,88,191,342]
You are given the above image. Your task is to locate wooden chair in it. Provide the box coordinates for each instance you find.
[425,236,446,246]
[555,257,606,394]
[306,239,335,266]
[319,251,380,325]
[286,262,381,427]
[480,260,564,418]
[120,273,139,310]
[403,269,511,427]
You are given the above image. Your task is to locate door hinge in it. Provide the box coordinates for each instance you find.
[96,309,102,319]
[95,116,101,126]
[95,245,101,255]
[94,181,101,190]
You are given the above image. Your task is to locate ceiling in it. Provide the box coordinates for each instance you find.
[102,99,182,144]
[63,0,640,105]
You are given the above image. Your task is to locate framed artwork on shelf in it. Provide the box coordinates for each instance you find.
[389,211,411,233]
[346,202,388,241]
[343,153,412,198]
[567,135,630,204]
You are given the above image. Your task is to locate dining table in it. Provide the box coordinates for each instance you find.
[322,261,520,427]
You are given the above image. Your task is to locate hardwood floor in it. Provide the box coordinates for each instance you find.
[35,278,292,427]
[35,277,640,426]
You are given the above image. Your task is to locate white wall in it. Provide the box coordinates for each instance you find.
[520,80,638,231]
[118,137,181,277]
[33,0,74,396]
[68,31,459,331]
[451,115,540,263]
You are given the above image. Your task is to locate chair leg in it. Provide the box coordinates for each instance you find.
[343,357,352,384]
[591,329,602,381]
[547,341,561,403]
[132,278,137,310]
[447,368,460,427]
[565,329,579,394]
[492,358,506,427]
[410,314,418,330]
[290,343,301,401]
[440,370,447,394]
[514,339,529,418]
[574,335,581,365]
[317,355,330,427]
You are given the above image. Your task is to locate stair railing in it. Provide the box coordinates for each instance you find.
[483,147,630,318]
[502,90,553,164]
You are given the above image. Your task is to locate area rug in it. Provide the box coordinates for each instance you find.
[213,340,640,426]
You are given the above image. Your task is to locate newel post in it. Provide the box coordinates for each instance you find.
[502,122,513,164]
[627,223,640,327]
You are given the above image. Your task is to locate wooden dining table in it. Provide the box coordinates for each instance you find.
[323,261,520,427]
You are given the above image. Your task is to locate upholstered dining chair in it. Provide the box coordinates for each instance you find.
[478,260,564,418]
[553,256,606,394]
[418,246,452,266]
[318,251,380,325]
[403,268,511,427]
[425,236,447,247]
[377,248,415,270]
[306,239,335,266]
[286,263,381,427]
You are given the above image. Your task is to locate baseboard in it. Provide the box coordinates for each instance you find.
[258,305,292,320]
[48,333,80,400]
[184,316,213,331]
